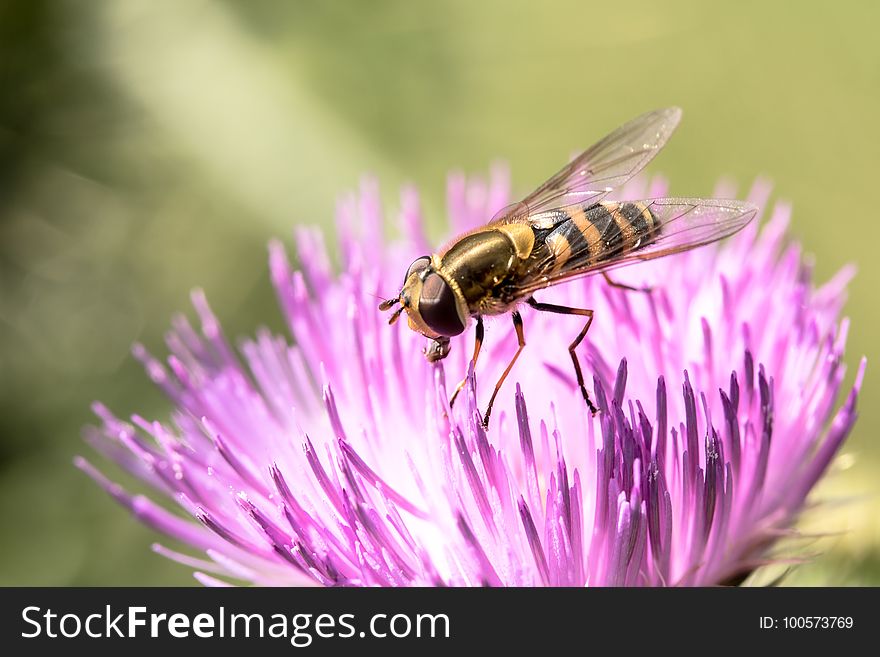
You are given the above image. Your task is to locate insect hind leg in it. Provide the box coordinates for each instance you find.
[602,271,652,294]
[526,297,598,414]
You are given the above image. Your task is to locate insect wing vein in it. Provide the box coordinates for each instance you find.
[491,107,682,224]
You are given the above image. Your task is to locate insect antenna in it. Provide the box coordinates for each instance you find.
[387,306,404,325]
[378,297,400,312]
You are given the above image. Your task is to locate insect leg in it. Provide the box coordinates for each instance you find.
[525,297,598,414]
[450,316,484,408]
[602,271,651,293]
[481,311,526,429]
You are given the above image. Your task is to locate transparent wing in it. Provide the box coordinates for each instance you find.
[510,198,757,296]
[492,107,682,224]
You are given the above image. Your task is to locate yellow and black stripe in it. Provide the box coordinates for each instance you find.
[543,201,658,273]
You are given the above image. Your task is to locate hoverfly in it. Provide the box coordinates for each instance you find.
[379,108,757,427]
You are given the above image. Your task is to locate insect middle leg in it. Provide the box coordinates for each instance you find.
[525,297,599,414]
[449,316,484,408]
[481,311,525,429]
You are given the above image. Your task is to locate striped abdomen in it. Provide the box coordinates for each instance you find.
[539,201,660,274]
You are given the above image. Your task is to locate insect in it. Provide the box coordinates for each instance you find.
[379,107,757,427]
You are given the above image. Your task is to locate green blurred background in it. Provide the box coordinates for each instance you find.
[1,0,878,585]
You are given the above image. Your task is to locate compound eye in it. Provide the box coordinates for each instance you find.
[404,256,431,285]
[419,273,465,336]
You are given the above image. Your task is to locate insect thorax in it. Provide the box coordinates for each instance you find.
[440,229,520,315]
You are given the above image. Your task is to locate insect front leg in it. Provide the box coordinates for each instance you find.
[450,316,483,408]
[525,297,599,414]
[481,311,526,429]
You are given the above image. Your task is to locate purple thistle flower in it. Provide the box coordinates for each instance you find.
[78,168,865,586]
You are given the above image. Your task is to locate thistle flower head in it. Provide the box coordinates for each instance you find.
[78,168,864,586]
